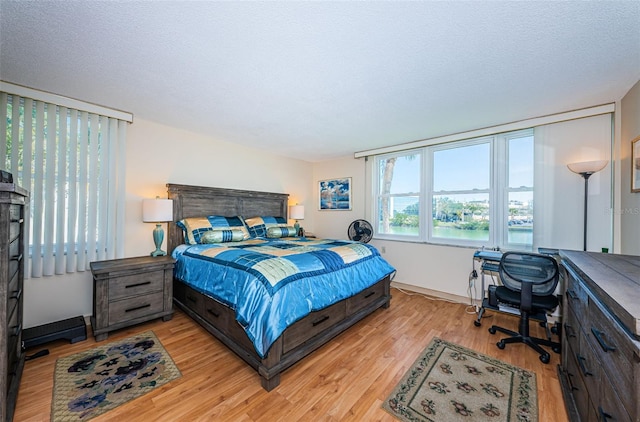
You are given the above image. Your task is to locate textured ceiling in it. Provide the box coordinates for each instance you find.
[1,1,639,162]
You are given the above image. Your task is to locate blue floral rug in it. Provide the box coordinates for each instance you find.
[383,338,537,422]
[52,331,181,421]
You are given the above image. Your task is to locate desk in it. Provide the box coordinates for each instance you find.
[472,249,555,328]
[473,250,502,327]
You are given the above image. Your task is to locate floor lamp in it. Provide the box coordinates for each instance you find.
[567,160,608,251]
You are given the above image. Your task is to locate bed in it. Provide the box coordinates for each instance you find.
[167,183,394,391]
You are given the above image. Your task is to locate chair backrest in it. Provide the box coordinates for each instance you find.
[499,252,559,296]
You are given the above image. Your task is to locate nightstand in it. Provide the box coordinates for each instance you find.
[90,255,175,341]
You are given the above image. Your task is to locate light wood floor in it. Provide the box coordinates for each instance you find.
[14,288,569,421]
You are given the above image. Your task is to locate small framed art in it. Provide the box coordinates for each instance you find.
[319,177,352,210]
[632,136,640,193]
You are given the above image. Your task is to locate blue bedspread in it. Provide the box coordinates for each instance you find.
[172,237,395,358]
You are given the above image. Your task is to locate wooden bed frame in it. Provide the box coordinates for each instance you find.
[167,183,392,391]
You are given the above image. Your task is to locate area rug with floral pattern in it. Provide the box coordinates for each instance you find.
[51,331,181,421]
[383,337,537,422]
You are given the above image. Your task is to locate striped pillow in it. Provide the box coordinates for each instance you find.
[244,216,289,238]
[176,216,250,244]
[266,226,297,238]
[200,229,246,243]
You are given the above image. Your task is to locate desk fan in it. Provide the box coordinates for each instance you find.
[348,219,373,243]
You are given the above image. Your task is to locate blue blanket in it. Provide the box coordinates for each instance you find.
[172,237,395,358]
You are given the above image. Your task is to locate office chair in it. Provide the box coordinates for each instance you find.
[488,251,561,363]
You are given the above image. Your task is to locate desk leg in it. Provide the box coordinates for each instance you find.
[474,307,484,327]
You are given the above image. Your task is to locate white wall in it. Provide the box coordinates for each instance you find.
[23,117,314,328]
[534,114,613,252]
[311,156,367,240]
[620,79,640,255]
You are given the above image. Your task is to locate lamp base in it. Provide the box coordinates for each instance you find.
[150,224,166,257]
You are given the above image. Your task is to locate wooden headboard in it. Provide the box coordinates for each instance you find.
[166,183,289,253]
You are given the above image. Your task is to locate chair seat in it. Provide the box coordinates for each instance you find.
[495,286,558,311]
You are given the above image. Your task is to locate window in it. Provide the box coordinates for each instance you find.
[432,140,491,243]
[376,150,422,238]
[1,88,128,278]
[374,129,534,250]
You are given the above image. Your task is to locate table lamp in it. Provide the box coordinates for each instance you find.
[142,197,173,256]
[289,204,305,236]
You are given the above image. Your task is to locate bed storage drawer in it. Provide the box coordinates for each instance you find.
[180,284,204,315]
[201,295,231,330]
[282,300,346,353]
[346,281,385,315]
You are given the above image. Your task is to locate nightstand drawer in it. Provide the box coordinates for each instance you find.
[108,292,165,325]
[108,271,164,301]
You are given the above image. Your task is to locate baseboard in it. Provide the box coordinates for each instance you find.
[390,281,470,305]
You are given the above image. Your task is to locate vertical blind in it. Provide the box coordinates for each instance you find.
[1,89,128,278]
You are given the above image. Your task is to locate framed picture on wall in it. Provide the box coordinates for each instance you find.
[633,136,640,193]
[319,177,352,210]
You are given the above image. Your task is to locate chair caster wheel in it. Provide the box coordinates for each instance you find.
[552,346,561,354]
[497,341,505,349]
[488,327,496,335]
[539,354,550,364]
[474,320,481,327]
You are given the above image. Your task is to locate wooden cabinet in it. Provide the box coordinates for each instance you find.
[90,256,175,341]
[558,251,640,422]
[0,183,28,422]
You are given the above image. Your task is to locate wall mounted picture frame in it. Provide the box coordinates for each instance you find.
[632,136,640,193]
[319,177,352,210]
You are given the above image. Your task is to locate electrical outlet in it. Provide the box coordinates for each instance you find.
[380,246,386,253]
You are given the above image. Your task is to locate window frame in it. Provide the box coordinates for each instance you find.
[372,128,534,251]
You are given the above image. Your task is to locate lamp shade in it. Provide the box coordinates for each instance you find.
[142,198,173,222]
[289,205,305,220]
[567,160,608,175]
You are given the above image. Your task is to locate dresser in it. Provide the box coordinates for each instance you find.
[0,183,28,422]
[90,255,175,341]
[558,251,640,422]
